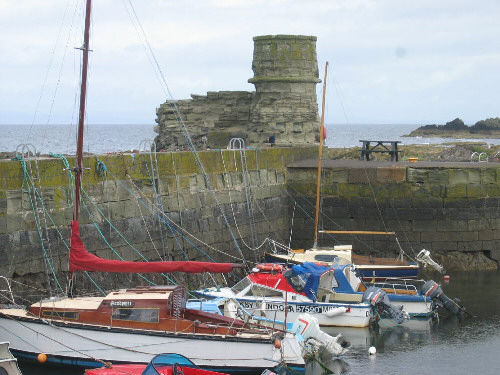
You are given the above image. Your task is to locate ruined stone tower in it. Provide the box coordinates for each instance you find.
[154,35,321,150]
[247,35,321,145]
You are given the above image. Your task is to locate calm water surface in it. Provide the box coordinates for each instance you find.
[18,271,500,375]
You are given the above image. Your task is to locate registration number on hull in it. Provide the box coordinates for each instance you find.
[238,301,348,314]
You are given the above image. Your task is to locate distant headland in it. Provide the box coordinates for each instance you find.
[405,117,500,138]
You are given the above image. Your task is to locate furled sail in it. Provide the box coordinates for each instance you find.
[69,221,238,273]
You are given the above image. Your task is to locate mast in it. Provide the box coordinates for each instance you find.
[73,0,92,222]
[312,62,328,248]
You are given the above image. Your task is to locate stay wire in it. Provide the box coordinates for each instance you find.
[122,0,246,266]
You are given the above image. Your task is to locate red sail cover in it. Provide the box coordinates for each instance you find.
[69,221,234,273]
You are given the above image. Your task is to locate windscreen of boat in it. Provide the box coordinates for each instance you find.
[284,262,331,301]
[231,277,251,295]
[249,284,283,298]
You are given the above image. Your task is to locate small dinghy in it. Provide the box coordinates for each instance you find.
[85,353,258,375]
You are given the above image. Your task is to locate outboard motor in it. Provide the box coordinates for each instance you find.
[362,286,406,324]
[421,280,463,315]
[416,249,445,274]
[291,314,350,356]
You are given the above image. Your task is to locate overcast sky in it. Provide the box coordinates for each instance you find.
[1,0,499,126]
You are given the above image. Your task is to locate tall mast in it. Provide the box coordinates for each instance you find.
[73,0,92,222]
[313,61,328,248]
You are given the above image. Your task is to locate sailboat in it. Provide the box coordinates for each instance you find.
[264,62,423,281]
[0,1,304,373]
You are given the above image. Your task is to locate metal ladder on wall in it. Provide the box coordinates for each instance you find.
[15,144,57,296]
[470,151,488,162]
[228,138,258,256]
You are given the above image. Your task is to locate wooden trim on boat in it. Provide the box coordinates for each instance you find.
[319,230,395,235]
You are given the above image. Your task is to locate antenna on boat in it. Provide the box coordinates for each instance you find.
[313,61,328,249]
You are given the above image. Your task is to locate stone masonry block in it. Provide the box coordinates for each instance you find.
[412,220,439,232]
[448,169,469,185]
[426,169,449,185]
[348,168,377,184]
[376,167,406,183]
[446,184,467,198]
[457,241,484,251]
[436,220,468,232]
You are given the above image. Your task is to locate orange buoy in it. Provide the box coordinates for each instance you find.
[37,353,48,363]
[273,339,282,349]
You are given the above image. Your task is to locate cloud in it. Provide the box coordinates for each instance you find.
[1,0,499,125]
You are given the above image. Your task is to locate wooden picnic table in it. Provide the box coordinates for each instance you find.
[360,140,402,161]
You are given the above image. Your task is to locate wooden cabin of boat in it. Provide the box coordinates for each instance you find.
[27,285,246,336]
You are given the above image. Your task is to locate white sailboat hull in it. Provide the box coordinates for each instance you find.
[206,294,373,328]
[0,310,304,372]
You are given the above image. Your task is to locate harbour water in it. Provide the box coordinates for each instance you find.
[1,123,500,155]
[17,270,500,375]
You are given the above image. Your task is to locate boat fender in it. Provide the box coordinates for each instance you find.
[273,338,282,349]
[362,286,406,324]
[256,263,284,273]
[323,306,348,317]
[420,280,463,315]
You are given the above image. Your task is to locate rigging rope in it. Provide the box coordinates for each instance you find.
[122,0,246,268]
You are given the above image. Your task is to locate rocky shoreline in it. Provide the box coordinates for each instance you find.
[406,117,500,138]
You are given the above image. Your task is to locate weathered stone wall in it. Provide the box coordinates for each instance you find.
[287,160,500,271]
[155,35,320,150]
[155,91,254,150]
[2,152,499,301]
[0,147,317,299]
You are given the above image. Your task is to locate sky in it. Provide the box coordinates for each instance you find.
[1,0,499,126]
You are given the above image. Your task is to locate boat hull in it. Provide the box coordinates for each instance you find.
[0,311,304,373]
[196,294,373,328]
[356,266,419,280]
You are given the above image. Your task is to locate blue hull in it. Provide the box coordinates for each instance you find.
[358,267,419,280]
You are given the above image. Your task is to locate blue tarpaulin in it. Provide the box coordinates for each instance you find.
[289,262,331,301]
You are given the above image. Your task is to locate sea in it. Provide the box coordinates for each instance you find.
[1,123,500,155]
[16,271,500,375]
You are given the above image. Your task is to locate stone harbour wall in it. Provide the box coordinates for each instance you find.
[287,160,500,271]
[1,151,499,301]
[0,147,317,299]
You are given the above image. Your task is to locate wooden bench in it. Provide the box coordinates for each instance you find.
[359,140,402,161]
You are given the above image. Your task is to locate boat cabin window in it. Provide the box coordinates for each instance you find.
[314,254,338,263]
[247,285,283,298]
[112,308,159,323]
[231,277,251,294]
[41,310,79,320]
[283,270,307,293]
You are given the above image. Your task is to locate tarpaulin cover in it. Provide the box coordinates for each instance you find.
[69,221,235,274]
[288,262,331,301]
